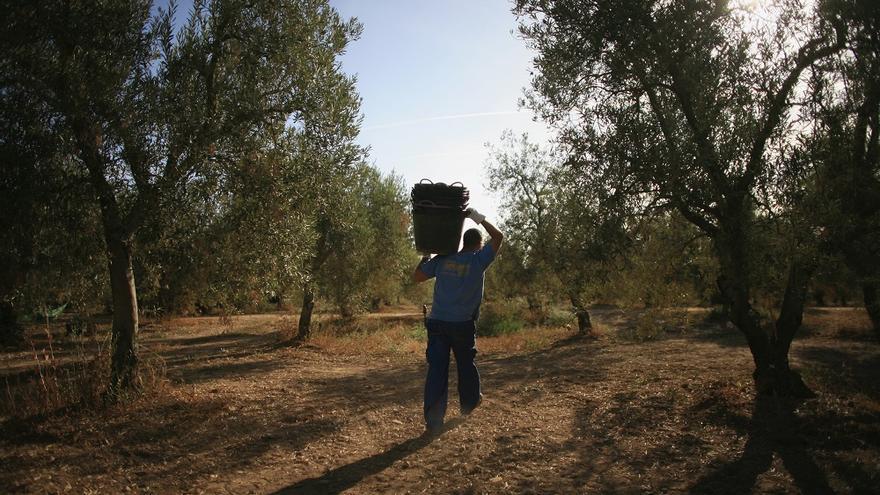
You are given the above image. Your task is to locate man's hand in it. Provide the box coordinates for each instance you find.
[466,207,485,224]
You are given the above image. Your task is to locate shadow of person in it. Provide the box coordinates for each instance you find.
[690,394,833,494]
[270,417,465,494]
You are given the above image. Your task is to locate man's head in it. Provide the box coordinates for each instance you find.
[462,228,483,252]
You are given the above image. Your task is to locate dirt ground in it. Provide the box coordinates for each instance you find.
[1,306,879,494]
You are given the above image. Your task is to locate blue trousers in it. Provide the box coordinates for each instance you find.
[424,318,481,429]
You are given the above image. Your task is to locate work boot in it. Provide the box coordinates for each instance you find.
[424,421,444,437]
[460,393,483,416]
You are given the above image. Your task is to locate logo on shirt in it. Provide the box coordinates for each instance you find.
[440,260,470,278]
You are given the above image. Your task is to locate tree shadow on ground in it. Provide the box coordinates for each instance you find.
[795,346,880,402]
[0,392,340,493]
[302,332,610,416]
[169,358,284,383]
[151,331,278,366]
[689,395,834,494]
[0,330,280,386]
[684,321,751,348]
[270,418,463,494]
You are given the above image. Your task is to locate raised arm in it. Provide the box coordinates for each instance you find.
[466,208,504,254]
[412,255,431,283]
[481,218,504,254]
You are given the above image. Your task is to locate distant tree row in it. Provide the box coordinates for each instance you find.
[484,0,878,396]
[0,0,417,396]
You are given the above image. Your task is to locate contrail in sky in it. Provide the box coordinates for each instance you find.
[362,111,521,131]
[399,149,485,161]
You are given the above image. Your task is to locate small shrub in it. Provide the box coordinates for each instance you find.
[277,316,298,342]
[477,300,526,337]
[409,323,427,341]
[64,314,97,338]
[544,308,575,327]
[630,311,664,341]
[218,312,235,333]
[523,305,550,326]
[622,308,691,341]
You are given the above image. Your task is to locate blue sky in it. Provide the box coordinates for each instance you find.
[329,0,554,221]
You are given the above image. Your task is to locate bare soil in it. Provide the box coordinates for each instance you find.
[1,306,879,494]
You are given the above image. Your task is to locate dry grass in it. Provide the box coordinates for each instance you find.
[800,307,876,338]
[2,327,109,418]
[1,324,171,419]
[304,313,579,359]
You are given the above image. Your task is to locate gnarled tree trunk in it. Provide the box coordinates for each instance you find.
[717,231,813,396]
[297,284,315,341]
[770,262,814,397]
[568,292,593,335]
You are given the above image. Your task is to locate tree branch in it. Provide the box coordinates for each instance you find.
[744,20,847,186]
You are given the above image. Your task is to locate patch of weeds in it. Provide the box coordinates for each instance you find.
[622,311,664,341]
[277,316,299,342]
[409,323,426,341]
[3,327,169,418]
[621,309,690,341]
[523,334,551,351]
[544,308,575,327]
[477,301,526,337]
[218,311,236,334]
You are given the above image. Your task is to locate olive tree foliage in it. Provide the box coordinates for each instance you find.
[486,131,563,314]
[295,166,412,339]
[486,131,631,334]
[0,0,364,394]
[0,110,108,345]
[316,166,412,316]
[358,169,414,309]
[516,0,847,395]
[606,212,717,309]
[136,128,334,315]
[802,0,880,333]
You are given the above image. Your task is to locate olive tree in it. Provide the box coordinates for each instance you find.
[516,0,846,394]
[1,0,363,394]
[295,165,412,339]
[803,0,880,333]
[486,131,631,334]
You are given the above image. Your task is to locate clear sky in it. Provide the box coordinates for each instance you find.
[329,0,554,221]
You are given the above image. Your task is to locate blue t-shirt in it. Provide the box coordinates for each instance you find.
[419,244,497,322]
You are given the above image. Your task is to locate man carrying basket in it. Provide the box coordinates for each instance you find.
[412,207,504,435]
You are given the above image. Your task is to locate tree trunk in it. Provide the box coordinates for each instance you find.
[718,233,814,396]
[771,262,814,397]
[717,261,768,372]
[297,284,315,341]
[568,293,593,335]
[863,282,880,336]
[71,116,143,397]
[715,226,773,393]
[106,234,139,396]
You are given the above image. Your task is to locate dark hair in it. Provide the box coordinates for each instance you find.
[463,228,483,250]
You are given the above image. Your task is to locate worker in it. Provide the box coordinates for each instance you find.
[412,207,504,434]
